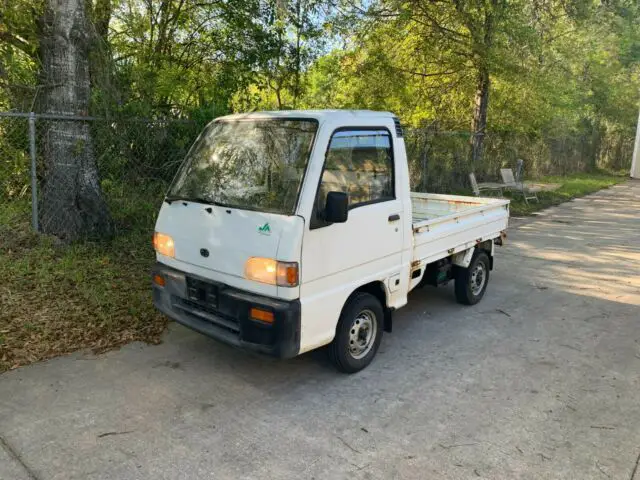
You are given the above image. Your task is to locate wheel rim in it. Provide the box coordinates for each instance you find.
[348,309,377,360]
[470,262,487,296]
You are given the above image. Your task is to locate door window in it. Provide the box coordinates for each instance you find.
[317,129,394,211]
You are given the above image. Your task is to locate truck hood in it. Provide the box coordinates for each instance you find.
[154,201,303,284]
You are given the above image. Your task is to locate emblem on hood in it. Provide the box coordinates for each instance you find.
[258,222,271,235]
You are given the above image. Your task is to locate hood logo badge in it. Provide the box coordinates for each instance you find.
[258,223,271,235]
[200,248,209,257]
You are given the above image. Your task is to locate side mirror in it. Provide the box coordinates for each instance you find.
[325,191,348,223]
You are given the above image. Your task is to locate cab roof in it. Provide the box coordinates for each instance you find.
[216,110,396,122]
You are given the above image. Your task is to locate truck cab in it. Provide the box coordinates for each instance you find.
[152,110,509,372]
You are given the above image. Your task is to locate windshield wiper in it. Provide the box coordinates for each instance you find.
[165,195,212,205]
[164,195,231,208]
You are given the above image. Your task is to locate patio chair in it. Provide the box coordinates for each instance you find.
[469,173,504,197]
[500,168,541,204]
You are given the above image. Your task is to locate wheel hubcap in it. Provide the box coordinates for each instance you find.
[470,262,486,296]
[348,309,377,360]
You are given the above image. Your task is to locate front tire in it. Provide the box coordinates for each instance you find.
[328,293,384,373]
[454,250,490,305]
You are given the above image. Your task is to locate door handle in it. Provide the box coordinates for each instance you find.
[388,214,400,222]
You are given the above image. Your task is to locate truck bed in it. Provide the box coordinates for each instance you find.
[410,192,510,275]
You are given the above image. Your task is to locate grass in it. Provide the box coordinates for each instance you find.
[0,171,628,372]
[0,197,167,372]
[504,171,627,216]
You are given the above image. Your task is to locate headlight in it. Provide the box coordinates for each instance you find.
[153,232,175,258]
[245,257,299,287]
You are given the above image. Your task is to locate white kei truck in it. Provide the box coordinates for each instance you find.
[152,110,509,373]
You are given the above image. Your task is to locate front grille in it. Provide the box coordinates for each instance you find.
[172,296,240,335]
[186,276,218,306]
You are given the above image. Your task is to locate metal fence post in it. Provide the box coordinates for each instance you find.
[28,112,39,232]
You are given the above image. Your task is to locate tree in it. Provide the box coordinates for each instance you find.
[258,0,327,109]
[3,0,639,222]
[38,0,113,240]
[0,0,41,110]
[372,0,513,162]
[453,0,508,163]
[109,0,268,116]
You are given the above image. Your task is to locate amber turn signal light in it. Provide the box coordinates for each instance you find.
[244,258,299,287]
[153,274,166,287]
[276,262,299,287]
[250,307,274,324]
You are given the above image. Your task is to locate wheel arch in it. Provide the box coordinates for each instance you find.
[350,280,388,307]
[343,280,393,333]
[477,239,495,270]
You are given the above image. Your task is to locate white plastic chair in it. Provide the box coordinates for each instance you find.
[469,173,504,197]
[500,168,540,204]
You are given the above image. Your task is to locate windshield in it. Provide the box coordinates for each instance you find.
[168,119,318,215]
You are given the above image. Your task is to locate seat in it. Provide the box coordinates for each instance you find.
[469,173,504,197]
[500,168,541,204]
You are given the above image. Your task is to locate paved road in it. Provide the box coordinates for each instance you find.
[1,181,639,480]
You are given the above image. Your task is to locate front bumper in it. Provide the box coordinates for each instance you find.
[152,263,300,358]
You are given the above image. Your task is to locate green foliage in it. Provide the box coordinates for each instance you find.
[2,0,637,142]
[301,0,640,158]
[0,118,30,200]
[90,118,204,185]
[0,0,41,110]
[507,171,626,216]
[98,0,330,116]
[0,0,638,185]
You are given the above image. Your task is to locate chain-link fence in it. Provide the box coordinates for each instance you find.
[404,127,634,193]
[0,112,203,240]
[0,112,634,241]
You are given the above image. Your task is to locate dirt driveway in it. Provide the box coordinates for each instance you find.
[1,181,639,480]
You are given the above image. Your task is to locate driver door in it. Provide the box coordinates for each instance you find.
[299,127,405,350]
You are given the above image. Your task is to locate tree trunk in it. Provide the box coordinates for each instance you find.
[470,67,490,164]
[274,81,283,109]
[589,118,601,170]
[92,0,112,39]
[38,0,113,241]
[468,1,499,164]
[293,0,302,108]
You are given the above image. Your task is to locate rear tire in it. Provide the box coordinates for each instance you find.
[328,293,384,373]
[454,250,490,305]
